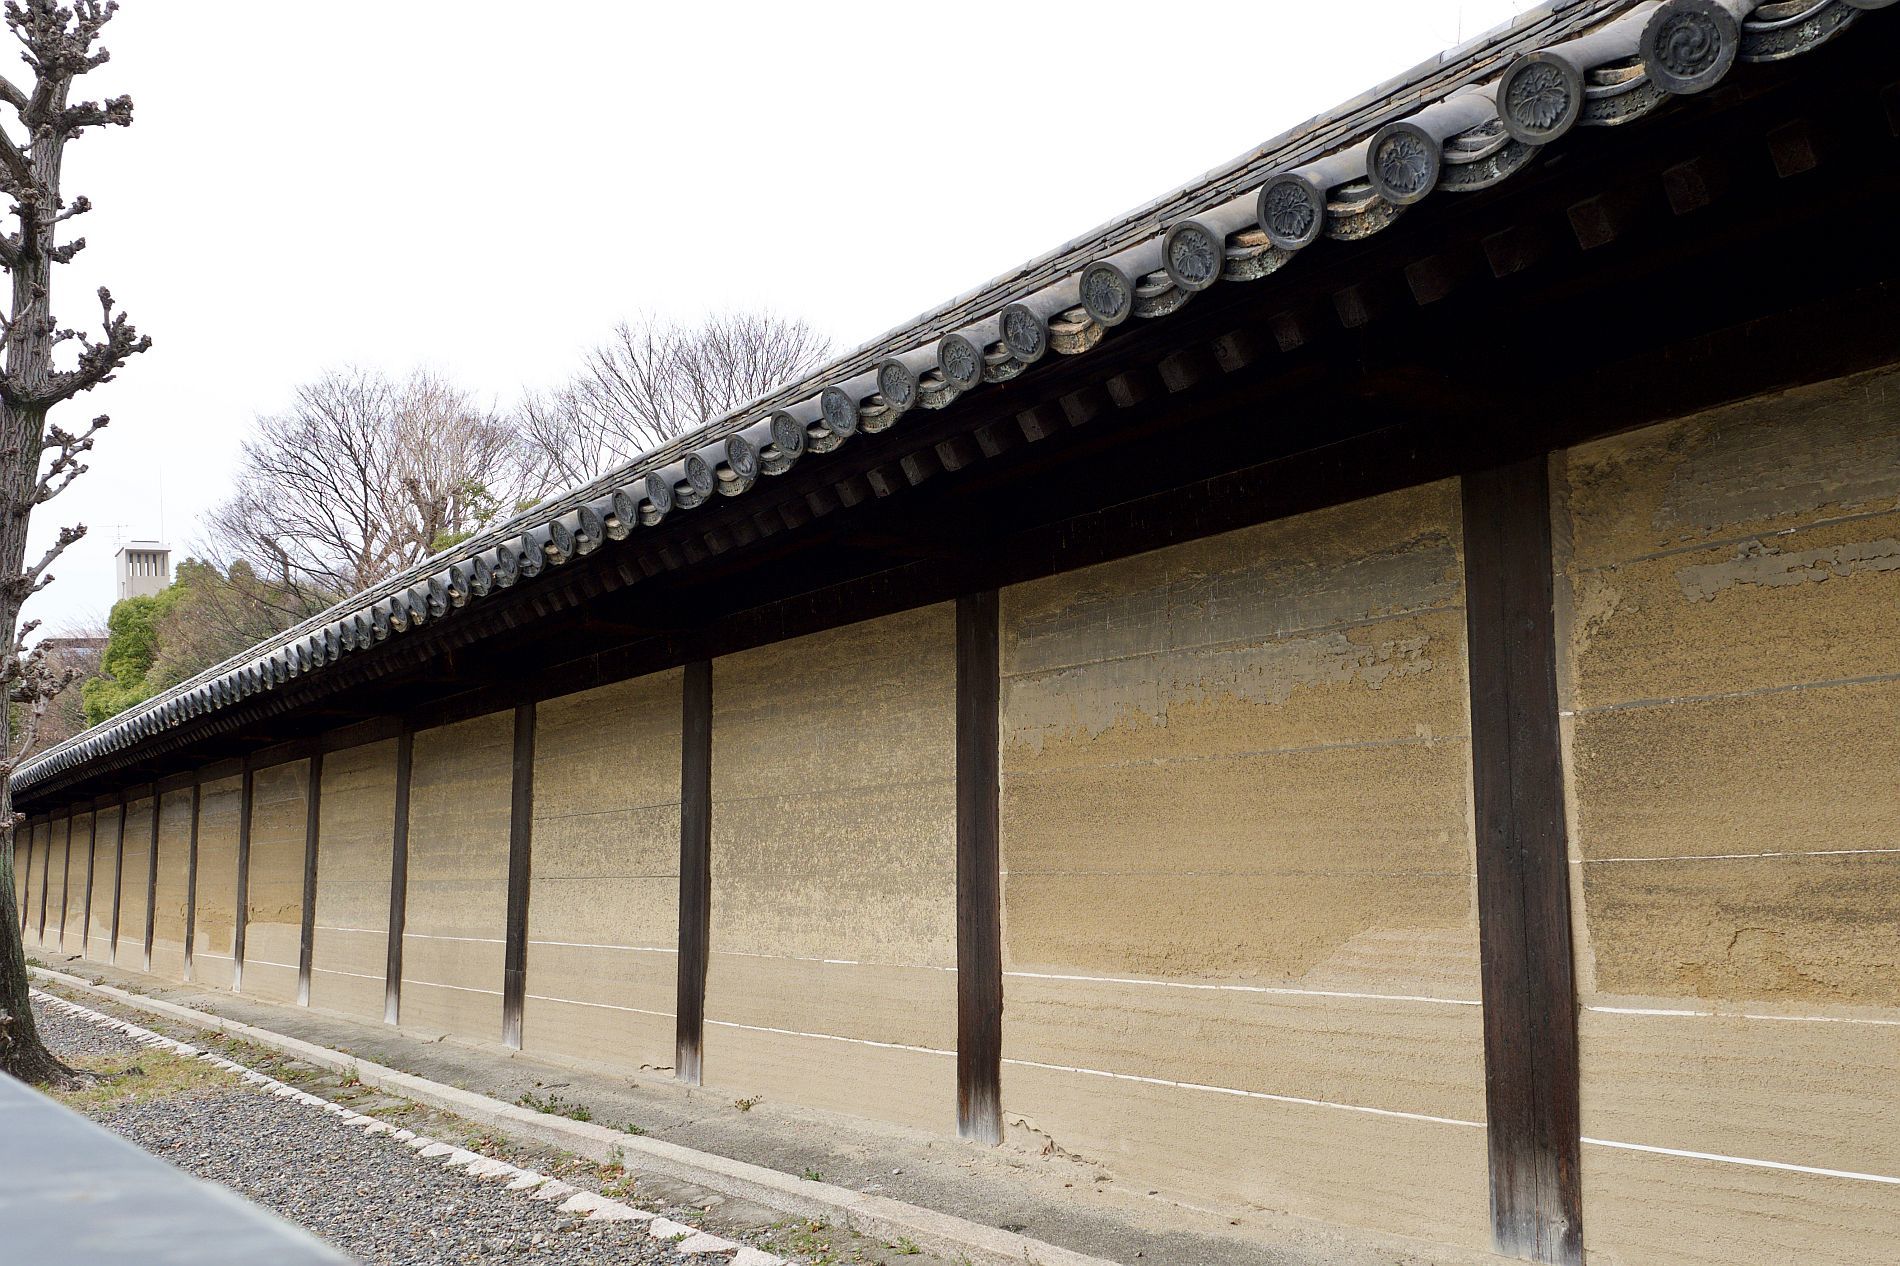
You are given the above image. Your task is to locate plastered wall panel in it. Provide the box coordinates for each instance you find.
[25,821,45,949]
[1579,1148,1897,1266]
[64,812,94,955]
[999,481,1489,1250]
[19,821,42,949]
[1557,366,1900,1263]
[706,604,956,1132]
[524,671,681,1074]
[310,740,396,1020]
[191,775,241,989]
[117,797,152,966]
[86,805,122,961]
[401,713,511,1040]
[35,820,56,952]
[52,816,76,952]
[1003,1062,1490,1246]
[149,789,192,979]
[242,760,308,1003]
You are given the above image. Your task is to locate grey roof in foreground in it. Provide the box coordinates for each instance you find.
[0,1062,348,1264]
[16,0,1892,796]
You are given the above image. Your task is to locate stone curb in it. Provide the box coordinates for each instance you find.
[31,987,783,1265]
[33,968,1122,1266]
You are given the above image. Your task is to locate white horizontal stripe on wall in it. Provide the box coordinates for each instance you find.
[527,940,677,955]
[1580,1137,1900,1186]
[401,977,502,997]
[525,993,673,1020]
[1575,847,1900,864]
[1585,1004,1900,1028]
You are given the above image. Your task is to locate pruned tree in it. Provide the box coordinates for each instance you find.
[516,311,833,489]
[0,1,148,1086]
[201,367,526,621]
[22,619,101,748]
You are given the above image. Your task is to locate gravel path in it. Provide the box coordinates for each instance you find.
[31,998,740,1265]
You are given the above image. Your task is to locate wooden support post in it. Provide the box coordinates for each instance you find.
[56,813,71,949]
[955,590,1004,1146]
[80,809,97,958]
[108,796,126,964]
[1461,457,1584,1265]
[297,753,324,1006]
[675,659,713,1086]
[183,783,201,982]
[144,791,159,972]
[37,818,52,942]
[502,704,536,1049]
[384,726,414,1026]
[233,764,254,992]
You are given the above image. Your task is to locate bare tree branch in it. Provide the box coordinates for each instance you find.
[513,311,833,491]
[201,368,530,609]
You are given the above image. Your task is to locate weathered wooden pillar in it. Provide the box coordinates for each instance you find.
[143,790,160,972]
[955,590,1004,1145]
[37,818,52,943]
[502,703,536,1049]
[108,794,127,964]
[80,806,98,958]
[56,812,72,949]
[297,753,324,1006]
[35,817,50,935]
[183,783,201,982]
[1461,457,1584,1266]
[675,659,713,1085]
[384,726,414,1025]
[233,763,255,992]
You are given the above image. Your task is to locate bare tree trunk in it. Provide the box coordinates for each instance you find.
[0,1,147,1086]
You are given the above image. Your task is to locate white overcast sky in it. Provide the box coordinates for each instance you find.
[28,0,1534,636]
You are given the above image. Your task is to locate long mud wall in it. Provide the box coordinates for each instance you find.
[241,760,308,1004]
[148,788,192,979]
[703,604,959,1133]
[310,740,396,1022]
[16,364,1896,1265]
[84,803,121,962]
[117,795,152,968]
[998,480,1490,1251]
[400,713,512,1041]
[1555,364,1900,1266]
[191,775,241,990]
[522,669,682,1077]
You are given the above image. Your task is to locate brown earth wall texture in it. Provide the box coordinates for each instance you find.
[401,713,511,1041]
[704,604,958,1133]
[49,816,74,953]
[150,789,193,980]
[998,480,1490,1251]
[63,812,93,955]
[523,670,682,1077]
[85,804,122,962]
[242,760,309,1004]
[117,796,152,967]
[1555,364,1900,1265]
[35,819,53,949]
[192,775,242,989]
[310,740,397,1021]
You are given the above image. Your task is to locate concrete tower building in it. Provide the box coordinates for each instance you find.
[114,540,171,601]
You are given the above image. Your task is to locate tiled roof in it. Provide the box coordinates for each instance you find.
[17,0,1889,794]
